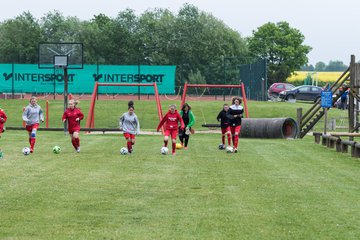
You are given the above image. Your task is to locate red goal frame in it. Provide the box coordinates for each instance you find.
[180,82,249,118]
[85,82,164,134]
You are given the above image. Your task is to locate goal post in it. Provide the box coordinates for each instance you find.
[85,82,164,134]
[180,82,249,118]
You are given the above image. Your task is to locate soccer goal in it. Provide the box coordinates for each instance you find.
[180,82,249,118]
[85,82,164,134]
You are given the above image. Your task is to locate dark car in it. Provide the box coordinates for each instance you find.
[279,85,323,102]
[268,83,295,98]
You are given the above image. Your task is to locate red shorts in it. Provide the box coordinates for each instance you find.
[230,125,241,135]
[165,129,178,139]
[124,133,135,140]
[221,127,230,134]
[68,128,80,134]
[26,123,39,132]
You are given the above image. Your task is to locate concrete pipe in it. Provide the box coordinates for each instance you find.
[240,118,298,139]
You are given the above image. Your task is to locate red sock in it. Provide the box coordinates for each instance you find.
[127,141,132,152]
[75,138,80,148]
[234,135,239,148]
[164,140,168,147]
[227,134,232,146]
[232,136,235,146]
[222,135,225,145]
[172,142,176,153]
[30,138,36,149]
[71,138,77,149]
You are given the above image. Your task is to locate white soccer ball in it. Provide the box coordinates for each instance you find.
[22,147,31,155]
[53,146,61,154]
[226,146,234,153]
[161,147,169,155]
[120,147,128,155]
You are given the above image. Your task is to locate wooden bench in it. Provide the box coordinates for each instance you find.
[339,140,356,156]
[321,135,339,149]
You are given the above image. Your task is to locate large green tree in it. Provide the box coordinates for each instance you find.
[0,12,41,63]
[248,21,311,84]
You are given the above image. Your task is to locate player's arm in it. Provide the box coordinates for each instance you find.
[0,112,7,123]
[62,111,67,122]
[188,111,195,127]
[78,109,84,121]
[135,116,140,134]
[226,109,235,120]
[119,113,125,129]
[22,107,29,122]
[178,113,185,129]
[157,113,167,131]
[39,107,45,122]
[216,111,222,122]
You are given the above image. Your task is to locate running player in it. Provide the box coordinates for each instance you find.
[62,99,84,153]
[22,96,44,153]
[216,103,231,150]
[227,97,244,153]
[179,103,195,150]
[119,101,140,154]
[157,104,185,155]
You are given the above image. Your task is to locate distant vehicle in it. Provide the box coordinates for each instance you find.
[279,85,323,102]
[268,83,295,98]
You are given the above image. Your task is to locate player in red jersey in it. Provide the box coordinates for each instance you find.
[0,107,7,158]
[227,97,244,153]
[62,99,84,153]
[157,104,185,155]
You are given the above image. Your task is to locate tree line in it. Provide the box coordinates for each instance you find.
[0,4,312,86]
[301,61,349,72]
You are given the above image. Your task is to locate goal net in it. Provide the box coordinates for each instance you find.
[85,82,164,133]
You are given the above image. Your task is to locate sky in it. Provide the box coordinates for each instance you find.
[1,0,359,65]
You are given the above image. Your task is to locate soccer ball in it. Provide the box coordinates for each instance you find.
[120,147,128,155]
[161,147,169,155]
[226,146,234,153]
[218,144,225,150]
[176,143,182,149]
[22,147,31,155]
[53,146,61,154]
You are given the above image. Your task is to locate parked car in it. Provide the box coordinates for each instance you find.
[279,85,323,102]
[268,83,295,98]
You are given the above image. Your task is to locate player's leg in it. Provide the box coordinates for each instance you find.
[164,130,170,147]
[73,131,80,152]
[184,129,190,149]
[124,133,130,152]
[221,128,226,145]
[178,128,184,146]
[171,130,177,155]
[29,124,39,153]
[233,125,241,153]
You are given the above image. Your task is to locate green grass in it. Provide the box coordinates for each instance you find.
[0,99,356,239]
[1,131,360,239]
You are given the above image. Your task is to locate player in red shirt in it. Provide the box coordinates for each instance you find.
[62,99,84,153]
[157,104,185,155]
[0,107,7,158]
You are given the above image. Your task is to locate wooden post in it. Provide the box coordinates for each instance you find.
[297,108,302,138]
[349,55,356,140]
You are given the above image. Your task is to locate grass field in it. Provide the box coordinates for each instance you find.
[0,99,358,239]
